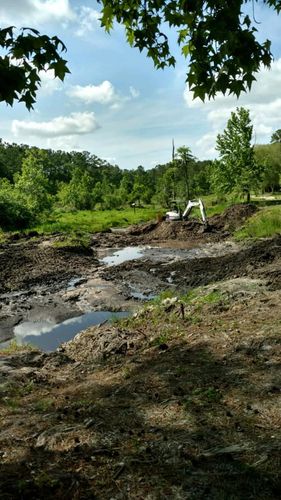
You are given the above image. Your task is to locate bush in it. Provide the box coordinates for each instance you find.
[0,180,33,229]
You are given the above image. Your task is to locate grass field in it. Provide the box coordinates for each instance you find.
[32,207,162,235]
[1,194,281,241]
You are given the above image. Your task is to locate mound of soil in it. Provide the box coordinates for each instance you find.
[91,204,257,248]
[141,203,257,243]
[121,203,256,245]
[209,203,257,231]
[166,234,281,291]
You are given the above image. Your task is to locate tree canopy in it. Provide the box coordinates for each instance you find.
[212,107,263,201]
[1,1,281,108]
[99,0,281,99]
[0,26,69,109]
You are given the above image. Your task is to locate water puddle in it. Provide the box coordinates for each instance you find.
[100,246,145,266]
[7,311,128,352]
[99,242,240,268]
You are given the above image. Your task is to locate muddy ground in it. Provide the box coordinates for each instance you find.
[0,203,280,344]
[0,204,281,498]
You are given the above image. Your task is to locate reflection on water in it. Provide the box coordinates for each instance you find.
[13,311,128,352]
[100,246,144,266]
[99,242,240,267]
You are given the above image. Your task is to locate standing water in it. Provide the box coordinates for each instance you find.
[99,246,144,266]
[11,311,128,352]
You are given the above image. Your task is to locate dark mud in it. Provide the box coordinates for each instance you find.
[103,235,281,297]
[0,237,98,293]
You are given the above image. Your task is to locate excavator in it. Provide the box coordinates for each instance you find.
[166,198,207,224]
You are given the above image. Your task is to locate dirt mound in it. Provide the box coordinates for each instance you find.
[140,219,208,242]
[159,235,281,291]
[90,204,257,248]
[209,203,257,231]
[133,204,256,244]
[128,220,159,236]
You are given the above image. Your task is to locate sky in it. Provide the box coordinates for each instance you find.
[1,0,281,170]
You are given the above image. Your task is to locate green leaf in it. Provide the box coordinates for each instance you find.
[181,44,189,57]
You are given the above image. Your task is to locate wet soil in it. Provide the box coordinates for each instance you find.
[1,204,281,498]
[0,204,280,345]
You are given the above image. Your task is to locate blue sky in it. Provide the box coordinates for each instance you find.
[1,0,281,170]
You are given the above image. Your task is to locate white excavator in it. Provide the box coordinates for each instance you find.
[166,198,207,224]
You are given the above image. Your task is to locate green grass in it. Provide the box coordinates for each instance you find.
[0,338,35,355]
[181,288,224,306]
[32,207,161,235]
[235,205,281,239]
[52,232,92,250]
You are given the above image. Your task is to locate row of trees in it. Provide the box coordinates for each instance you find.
[0,108,280,229]
[0,140,213,229]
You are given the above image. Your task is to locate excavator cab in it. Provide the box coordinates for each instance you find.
[166,198,207,224]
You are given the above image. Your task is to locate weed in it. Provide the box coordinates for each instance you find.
[52,232,92,250]
[0,338,35,354]
[33,398,54,412]
[1,380,35,399]
[122,367,132,380]
[3,397,20,410]
[182,289,223,307]
[20,381,35,395]
[151,331,171,346]
[34,470,59,488]
[153,289,176,305]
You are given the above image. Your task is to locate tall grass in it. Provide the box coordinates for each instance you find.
[235,206,281,239]
[33,207,161,235]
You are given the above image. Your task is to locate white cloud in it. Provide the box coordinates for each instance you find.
[75,6,100,37]
[129,86,140,98]
[12,112,100,138]
[38,69,63,96]
[184,58,281,156]
[67,81,117,105]
[0,0,74,26]
[67,81,141,110]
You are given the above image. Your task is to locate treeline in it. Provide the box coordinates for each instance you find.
[0,124,280,230]
[0,140,212,229]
